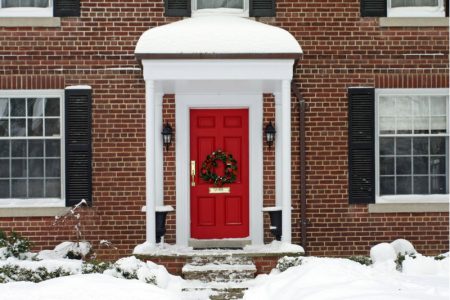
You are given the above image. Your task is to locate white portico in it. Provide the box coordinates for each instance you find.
[135,15,302,247]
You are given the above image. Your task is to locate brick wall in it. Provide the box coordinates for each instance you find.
[0,0,448,259]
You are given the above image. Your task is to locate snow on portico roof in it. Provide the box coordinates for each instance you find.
[135,15,302,59]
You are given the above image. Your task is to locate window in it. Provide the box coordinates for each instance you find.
[376,89,449,202]
[0,0,53,17]
[387,0,445,17]
[192,0,248,16]
[0,91,64,206]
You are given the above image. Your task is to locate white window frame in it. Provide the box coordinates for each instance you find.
[387,0,445,17]
[0,89,65,208]
[191,0,249,17]
[375,88,449,204]
[0,0,53,17]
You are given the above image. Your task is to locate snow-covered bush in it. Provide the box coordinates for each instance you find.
[370,242,397,264]
[348,256,372,266]
[0,264,72,283]
[0,230,32,260]
[276,256,302,272]
[391,239,416,256]
[104,256,157,285]
[82,260,112,274]
[38,241,91,260]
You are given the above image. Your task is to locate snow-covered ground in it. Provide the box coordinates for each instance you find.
[0,239,448,300]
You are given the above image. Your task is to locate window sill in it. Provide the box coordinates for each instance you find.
[0,17,60,27]
[0,207,70,217]
[368,203,449,213]
[379,17,449,27]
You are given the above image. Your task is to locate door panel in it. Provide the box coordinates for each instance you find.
[190,109,249,239]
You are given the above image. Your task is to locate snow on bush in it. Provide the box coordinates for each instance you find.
[390,239,417,256]
[370,242,397,264]
[38,241,91,260]
[276,256,302,272]
[0,230,32,260]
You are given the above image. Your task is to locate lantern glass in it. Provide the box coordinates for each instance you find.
[161,123,173,151]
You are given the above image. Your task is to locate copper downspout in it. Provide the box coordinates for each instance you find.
[291,61,308,254]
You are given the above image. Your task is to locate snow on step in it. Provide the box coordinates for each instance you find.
[183,263,256,272]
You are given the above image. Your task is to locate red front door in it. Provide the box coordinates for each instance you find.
[190,109,249,239]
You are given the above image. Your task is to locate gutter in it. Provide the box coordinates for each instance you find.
[291,60,308,254]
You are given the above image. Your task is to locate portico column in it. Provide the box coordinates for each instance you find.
[154,93,164,207]
[281,79,292,243]
[145,80,156,245]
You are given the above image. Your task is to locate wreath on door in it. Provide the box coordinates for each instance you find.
[200,149,238,186]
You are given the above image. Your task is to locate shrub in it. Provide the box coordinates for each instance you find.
[348,256,372,266]
[276,256,302,272]
[395,253,416,271]
[0,264,72,283]
[82,260,112,274]
[0,230,31,259]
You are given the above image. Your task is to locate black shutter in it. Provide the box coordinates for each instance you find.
[446,0,449,17]
[54,0,80,17]
[165,0,191,17]
[348,88,375,204]
[250,0,276,17]
[65,88,92,207]
[361,0,387,17]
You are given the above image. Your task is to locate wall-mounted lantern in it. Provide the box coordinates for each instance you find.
[161,122,173,151]
[265,121,276,148]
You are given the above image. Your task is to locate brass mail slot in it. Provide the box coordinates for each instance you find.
[209,187,231,194]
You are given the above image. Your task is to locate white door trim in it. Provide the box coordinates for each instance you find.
[176,94,264,246]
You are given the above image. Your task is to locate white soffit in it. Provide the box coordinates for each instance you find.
[135,15,302,56]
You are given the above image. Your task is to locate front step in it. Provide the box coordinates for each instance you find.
[181,254,257,299]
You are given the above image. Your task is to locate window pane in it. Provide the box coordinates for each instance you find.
[45,98,60,116]
[45,179,60,198]
[413,156,428,174]
[396,157,411,175]
[413,137,428,155]
[396,176,412,194]
[11,179,27,198]
[396,137,411,155]
[413,176,429,194]
[10,119,26,136]
[11,140,26,157]
[45,159,60,177]
[28,140,43,157]
[380,117,395,134]
[29,159,43,177]
[0,99,8,117]
[413,97,428,116]
[0,159,9,178]
[10,98,26,117]
[27,98,43,117]
[28,179,44,198]
[45,140,60,157]
[392,0,438,7]
[0,120,8,137]
[380,138,394,155]
[11,159,27,177]
[28,118,43,136]
[0,141,8,157]
[45,119,60,136]
[396,97,412,116]
[0,180,9,198]
[430,156,446,175]
[430,96,447,116]
[431,117,447,134]
[380,177,395,195]
[2,0,49,8]
[413,117,429,134]
[380,157,395,175]
[430,176,447,194]
[397,117,412,134]
[197,0,243,9]
[430,137,446,155]
[379,97,395,116]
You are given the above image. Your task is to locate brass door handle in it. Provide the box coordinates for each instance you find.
[191,160,196,186]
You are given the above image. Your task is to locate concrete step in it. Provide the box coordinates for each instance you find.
[189,255,253,266]
[182,263,256,282]
[182,287,247,300]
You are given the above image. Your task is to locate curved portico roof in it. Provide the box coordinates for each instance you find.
[135,15,302,59]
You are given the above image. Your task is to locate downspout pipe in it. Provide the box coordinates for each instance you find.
[291,60,308,254]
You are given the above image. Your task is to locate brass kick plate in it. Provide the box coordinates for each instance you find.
[209,187,230,194]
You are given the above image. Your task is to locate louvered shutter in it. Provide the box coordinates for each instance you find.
[446,0,449,17]
[348,88,375,204]
[65,88,92,207]
[54,0,80,17]
[361,0,386,17]
[250,0,276,17]
[165,0,191,17]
